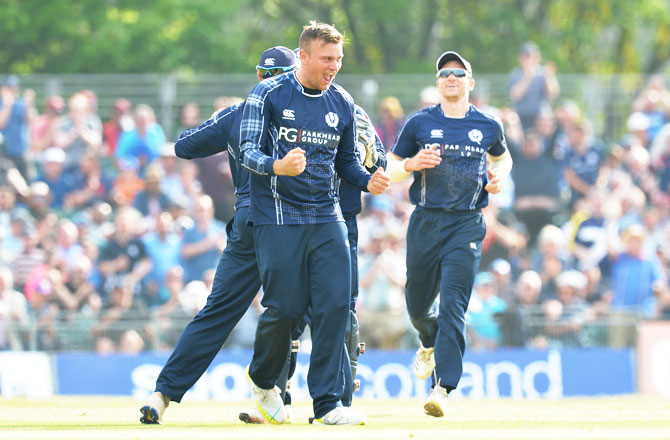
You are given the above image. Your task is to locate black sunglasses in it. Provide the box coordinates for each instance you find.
[436,68,468,79]
[257,66,294,79]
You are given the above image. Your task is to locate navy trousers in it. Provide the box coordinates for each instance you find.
[155,207,260,402]
[250,222,350,419]
[404,207,485,391]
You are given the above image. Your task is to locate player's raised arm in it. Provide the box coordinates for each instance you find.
[174,103,242,159]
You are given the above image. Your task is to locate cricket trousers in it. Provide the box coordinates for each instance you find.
[155,207,261,402]
[404,207,485,391]
[249,222,351,419]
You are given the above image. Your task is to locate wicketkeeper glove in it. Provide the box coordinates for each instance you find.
[355,111,379,168]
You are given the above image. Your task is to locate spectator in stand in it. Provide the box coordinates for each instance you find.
[466,271,507,349]
[512,130,562,245]
[97,207,153,298]
[190,143,234,222]
[489,258,516,305]
[25,181,53,221]
[567,188,617,270]
[179,194,225,283]
[133,162,173,221]
[30,95,65,153]
[0,75,36,179]
[530,224,574,302]
[10,223,46,293]
[174,160,203,214]
[142,212,182,306]
[93,282,149,349]
[63,151,111,213]
[116,104,166,169]
[563,121,604,207]
[480,201,528,269]
[376,96,404,151]
[102,98,133,156]
[36,147,76,210]
[605,224,663,315]
[54,220,84,272]
[110,156,144,207]
[506,270,546,347]
[0,266,29,350]
[158,142,182,197]
[508,42,560,130]
[54,92,102,172]
[632,74,670,143]
[543,270,591,347]
[173,102,201,141]
[212,96,243,113]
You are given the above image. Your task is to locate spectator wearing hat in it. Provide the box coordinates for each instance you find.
[30,95,65,153]
[508,42,560,130]
[0,75,36,179]
[54,92,103,172]
[36,147,75,209]
[466,272,507,349]
[102,98,133,156]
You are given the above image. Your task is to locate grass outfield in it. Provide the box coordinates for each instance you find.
[1,395,669,439]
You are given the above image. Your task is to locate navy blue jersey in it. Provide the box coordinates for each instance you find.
[240,72,371,225]
[174,102,250,209]
[392,104,507,211]
[339,105,387,216]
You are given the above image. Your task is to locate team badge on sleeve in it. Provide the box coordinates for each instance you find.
[468,129,483,145]
[325,112,339,128]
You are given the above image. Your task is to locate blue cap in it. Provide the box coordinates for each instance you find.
[256,46,298,70]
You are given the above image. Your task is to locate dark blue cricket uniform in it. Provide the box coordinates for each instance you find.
[240,71,371,419]
[392,103,507,392]
[153,101,263,402]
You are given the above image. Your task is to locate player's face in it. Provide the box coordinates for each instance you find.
[298,40,343,90]
[436,60,474,102]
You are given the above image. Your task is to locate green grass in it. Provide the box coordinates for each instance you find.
[1,395,670,439]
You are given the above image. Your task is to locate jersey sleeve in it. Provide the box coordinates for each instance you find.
[239,83,276,176]
[174,103,242,159]
[488,116,508,157]
[391,115,419,159]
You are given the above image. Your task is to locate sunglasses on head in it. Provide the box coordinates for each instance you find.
[257,66,294,79]
[436,68,468,79]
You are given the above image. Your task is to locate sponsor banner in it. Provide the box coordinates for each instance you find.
[638,321,670,396]
[0,352,54,398]
[54,348,634,399]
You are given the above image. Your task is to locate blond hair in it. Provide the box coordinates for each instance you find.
[299,20,344,50]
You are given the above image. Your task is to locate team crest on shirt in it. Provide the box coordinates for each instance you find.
[468,129,483,145]
[325,112,339,128]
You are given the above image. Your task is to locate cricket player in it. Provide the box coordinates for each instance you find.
[139,45,299,425]
[239,21,390,426]
[386,50,513,417]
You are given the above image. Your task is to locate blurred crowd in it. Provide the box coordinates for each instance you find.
[1,42,670,353]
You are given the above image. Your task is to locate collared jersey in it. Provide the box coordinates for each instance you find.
[392,104,507,211]
[240,71,370,225]
[174,102,250,209]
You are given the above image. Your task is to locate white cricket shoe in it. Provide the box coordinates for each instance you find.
[247,368,287,424]
[423,385,448,417]
[313,406,368,425]
[413,342,435,379]
[239,407,267,424]
[284,404,292,424]
[140,392,170,424]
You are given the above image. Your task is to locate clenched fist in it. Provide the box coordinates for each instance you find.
[367,168,391,195]
[273,147,306,176]
[405,145,441,172]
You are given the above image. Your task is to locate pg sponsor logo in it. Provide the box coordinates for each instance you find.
[277,126,341,148]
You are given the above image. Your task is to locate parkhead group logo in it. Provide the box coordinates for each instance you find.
[325,112,339,128]
[278,126,341,148]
